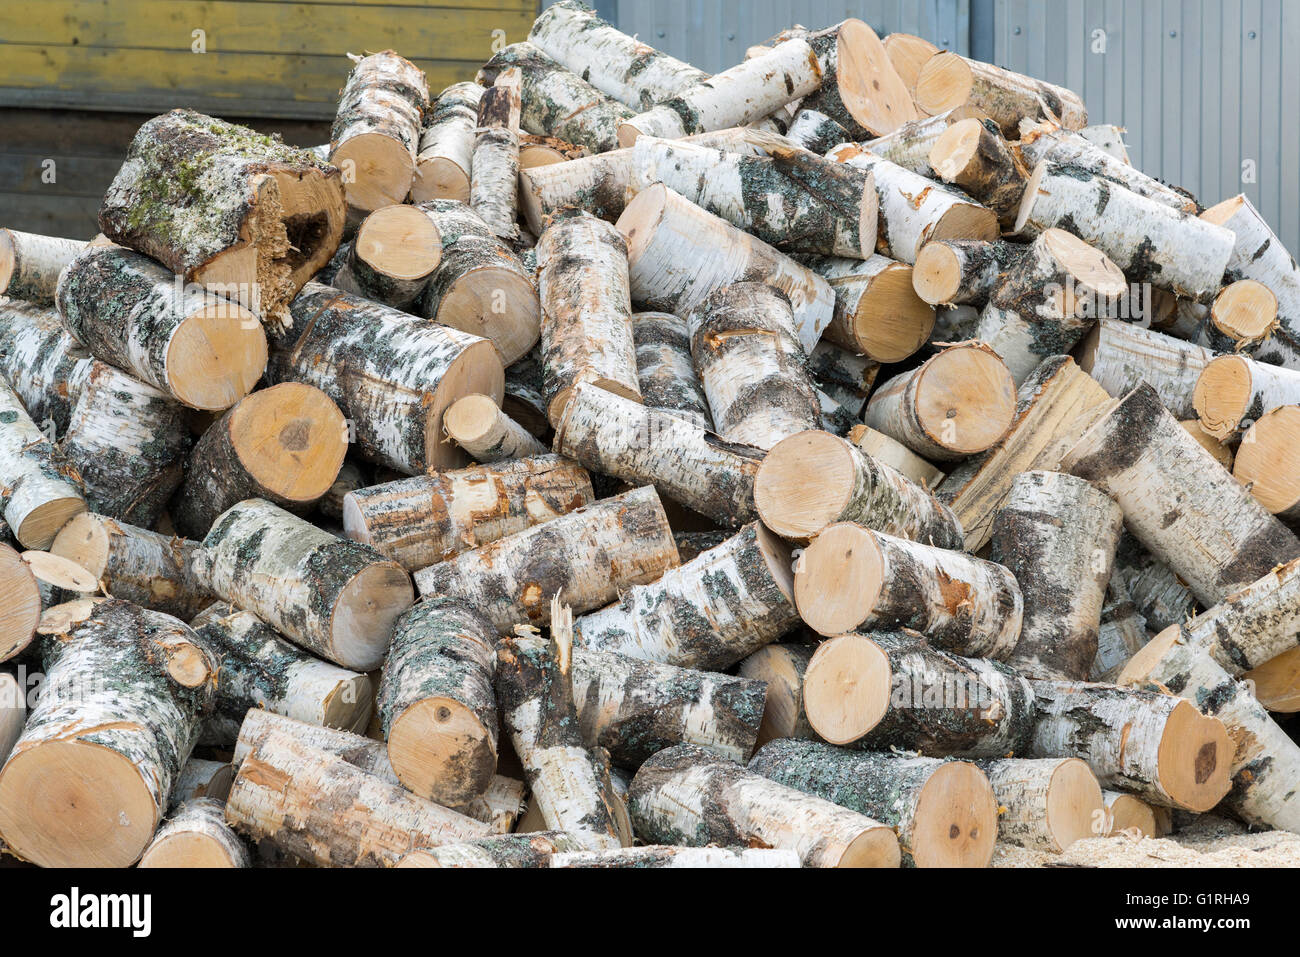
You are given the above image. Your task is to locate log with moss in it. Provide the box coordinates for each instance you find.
[911,238,1028,307]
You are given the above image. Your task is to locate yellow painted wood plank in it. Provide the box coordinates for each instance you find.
[210,0,537,10]
[0,1,534,60]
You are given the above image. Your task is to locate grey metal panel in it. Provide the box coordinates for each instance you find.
[992,0,1300,258]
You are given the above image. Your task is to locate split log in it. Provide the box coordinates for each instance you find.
[49,513,212,621]
[477,42,633,154]
[1090,575,1149,683]
[1194,353,1300,440]
[413,485,677,633]
[138,798,249,868]
[171,756,234,808]
[863,342,1017,461]
[749,740,997,868]
[412,81,483,203]
[519,148,633,233]
[270,283,503,474]
[329,52,429,213]
[0,377,86,549]
[0,543,42,662]
[847,426,946,489]
[1077,319,1216,419]
[975,757,1103,852]
[537,208,640,424]
[443,394,547,463]
[627,743,900,867]
[470,71,523,244]
[883,33,940,95]
[754,430,962,545]
[861,107,987,176]
[572,521,797,671]
[617,39,823,146]
[990,470,1123,680]
[194,498,413,670]
[56,244,266,411]
[802,254,935,362]
[0,672,23,765]
[398,831,585,868]
[911,238,1028,307]
[100,109,346,327]
[737,643,816,745]
[552,380,765,527]
[0,230,86,304]
[617,183,835,354]
[1015,120,1198,214]
[1235,405,1300,521]
[1015,162,1235,303]
[342,454,591,572]
[171,382,346,539]
[829,146,1000,263]
[808,340,880,412]
[569,645,766,767]
[0,299,93,438]
[632,312,712,429]
[796,20,917,138]
[224,728,490,866]
[929,117,1028,226]
[376,597,498,806]
[550,845,799,868]
[915,52,1087,136]
[631,136,877,260]
[937,355,1110,551]
[415,200,540,364]
[496,610,630,850]
[58,360,190,529]
[795,524,1023,655]
[1027,678,1233,811]
[345,204,443,309]
[191,602,372,746]
[786,108,851,155]
[1062,383,1300,606]
[687,282,819,451]
[801,630,1035,753]
[0,599,214,867]
[1194,280,1279,355]
[974,228,1128,384]
[1112,531,1200,633]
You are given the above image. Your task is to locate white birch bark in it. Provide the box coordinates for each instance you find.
[0,376,86,549]
[470,71,522,244]
[0,230,87,304]
[862,108,985,176]
[139,797,249,868]
[975,757,1104,852]
[0,298,93,438]
[632,312,712,429]
[518,148,635,234]
[1079,319,1218,419]
[443,394,547,463]
[1194,354,1300,439]
[915,53,1088,136]
[412,82,484,203]
[551,846,800,868]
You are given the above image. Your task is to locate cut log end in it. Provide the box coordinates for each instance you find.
[21,550,98,593]
[838,824,905,869]
[12,498,86,553]
[412,157,471,205]
[1242,648,1300,713]
[617,182,669,265]
[1157,699,1234,812]
[330,133,417,212]
[835,19,919,135]
[1105,791,1159,838]
[1046,757,1105,851]
[0,543,41,661]
[1235,406,1300,517]
[137,830,243,868]
[1041,227,1128,298]
[230,382,349,505]
[754,430,862,539]
[912,241,965,306]
[165,302,267,411]
[388,696,496,807]
[423,339,506,472]
[845,261,936,362]
[356,204,443,281]
[331,563,415,672]
[1115,625,1182,689]
[1192,355,1253,440]
[801,632,891,745]
[914,51,976,117]
[434,265,540,365]
[913,761,999,868]
[914,344,1017,454]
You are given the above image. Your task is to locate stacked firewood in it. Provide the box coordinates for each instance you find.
[1,0,1299,869]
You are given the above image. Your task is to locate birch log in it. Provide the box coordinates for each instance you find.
[802,254,935,361]
[1015,162,1235,303]
[0,599,214,867]
[1201,194,1300,369]
[1194,280,1279,356]
[929,117,1029,227]
[1090,575,1150,683]
[55,244,266,411]
[330,52,429,213]
[399,831,585,868]
[550,845,799,868]
[572,522,798,671]
[269,283,503,474]
[1028,679,1233,811]
[1077,319,1216,420]
[617,184,835,354]
[847,426,946,489]
[975,757,1103,852]
[99,109,346,327]
[748,740,998,868]
[1063,383,1300,606]
[171,382,346,539]
[376,597,498,806]
[830,146,1000,263]
[687,282,819,451]
[0,377,85,549]
[191,602,372,747]
[915,53,1088,136]
[138,797,249,868]
[795,524,1023,654]
[195,498,414,670]
[470,72,522,244]
[864,342,1017,461]
[738,643,817,745]
[797,20,917,138]
[628,743,900,867]
[519,148,634,233]
[809,341,880,413]
[631,312,712,429]
[631,136,878,260]
[786,108,852,155]
[553,380,765,527]
[1235,405,1300,521]
[0,230,86,304]
[232,710,396,781]
[49,513,212,621]
[1112,531,1200,633]
[990,470,1123,680]
[57,360,190,529]
[224,729,490,867]
[414,485,677,633]
[537,208,640,424]
[344,204,443,309]
[754,430,962,545]
[170,757,234,808]
[412,81,483,203]
[800,630,1036,754]
[0,298,93,438]
[862,107,987,176]
[912,238,1028,307]
[443,394,547,463]
[1194,354,1300,440]
[0,543,41,662]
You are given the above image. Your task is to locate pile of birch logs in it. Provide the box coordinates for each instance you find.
[1,0,1299,869]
